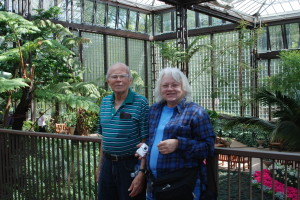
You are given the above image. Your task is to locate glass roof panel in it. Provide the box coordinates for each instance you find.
[116,0,300,22]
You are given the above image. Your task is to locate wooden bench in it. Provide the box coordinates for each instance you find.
[218,154,250,171]
[55,123,70,134]
[269,140,284,151]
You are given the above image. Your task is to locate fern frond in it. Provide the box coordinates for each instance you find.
[0,78,28,93]
[71,82,100,98]
[35,89,99,113]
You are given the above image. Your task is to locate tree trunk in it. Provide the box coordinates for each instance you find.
[3,91,12,128]
[12,85,34,130]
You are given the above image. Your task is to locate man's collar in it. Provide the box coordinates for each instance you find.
[111,88,134,104]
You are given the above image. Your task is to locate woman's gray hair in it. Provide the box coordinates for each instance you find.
[154,67,192,103]
[106,62,133,80]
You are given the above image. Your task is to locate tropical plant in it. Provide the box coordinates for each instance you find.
[0,9,90,130]
[35,82,110,135]
[222,90,300,151]
[266,50,300,95]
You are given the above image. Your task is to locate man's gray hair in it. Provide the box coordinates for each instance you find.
[106,62,133,80]
[154,67,192,103]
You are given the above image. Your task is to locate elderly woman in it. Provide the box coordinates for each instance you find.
[146,68,215,200]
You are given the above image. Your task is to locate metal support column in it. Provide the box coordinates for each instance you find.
[175,4,189,76]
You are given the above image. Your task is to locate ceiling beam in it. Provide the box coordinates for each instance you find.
[159,0,213,6]
[153,23,238,41]
[191,4,254,27]
[52,20,150,41]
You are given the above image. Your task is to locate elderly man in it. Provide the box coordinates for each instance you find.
[97,62,149,200]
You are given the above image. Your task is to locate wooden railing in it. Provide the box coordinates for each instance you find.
[1,129,300,200]
[0,129,101,200]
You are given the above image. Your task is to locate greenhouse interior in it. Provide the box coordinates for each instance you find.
[1,0,300,199]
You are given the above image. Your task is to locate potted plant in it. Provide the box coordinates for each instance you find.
[64,111,77,135]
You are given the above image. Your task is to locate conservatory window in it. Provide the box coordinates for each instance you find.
[285,23,300,49]
[95,2,105,26]
[187,10,196,30]
[107,5,117,28]
[118,8,127,30]
[83,0,94,25]
[138,13,147,33]
[197,13,209,28]
[268,25,284,51]
[163,12,172,33]
[72,0,82,24]
[257,27,268,53]
[128,10,137,31]
[155,14,162,35]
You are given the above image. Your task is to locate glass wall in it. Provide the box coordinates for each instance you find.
[189,35,212,109]
[2,0,300,118]
[82,32,105,87]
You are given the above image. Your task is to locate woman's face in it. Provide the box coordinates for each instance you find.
[160,75,185,107]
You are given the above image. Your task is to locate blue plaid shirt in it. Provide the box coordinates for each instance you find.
[146,99,215,179]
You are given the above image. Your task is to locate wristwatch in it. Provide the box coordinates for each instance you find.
[139,168,147,175]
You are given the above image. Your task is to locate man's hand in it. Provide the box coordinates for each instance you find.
[157,139,178,154]
[128,172,145,197]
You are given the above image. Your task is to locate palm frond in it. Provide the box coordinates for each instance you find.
[220,114,276,132]
[270,121,300,151]
[256,90,300,121]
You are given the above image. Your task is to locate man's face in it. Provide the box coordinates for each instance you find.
[107,65,132,94]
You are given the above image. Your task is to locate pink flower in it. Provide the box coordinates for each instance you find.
[253,169,299,200]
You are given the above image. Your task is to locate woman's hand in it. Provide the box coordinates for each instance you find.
[157,139,178,154]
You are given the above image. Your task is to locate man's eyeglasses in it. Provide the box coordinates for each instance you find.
[109,74,129,80]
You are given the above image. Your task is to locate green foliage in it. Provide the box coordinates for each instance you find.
[61,111,77,127]
[266,50,300,94]
[131,70,145,93]
[22,120,37,131]
[0,77,28,93]
[155,36,212,66]
[32,6,61,20]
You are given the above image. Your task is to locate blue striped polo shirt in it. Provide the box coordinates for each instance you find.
[98,88,149,156]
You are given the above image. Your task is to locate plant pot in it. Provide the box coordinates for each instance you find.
[69,127,75,135]
[263,160,273,168]
[256,139,265,149]
[223,141,231,147]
